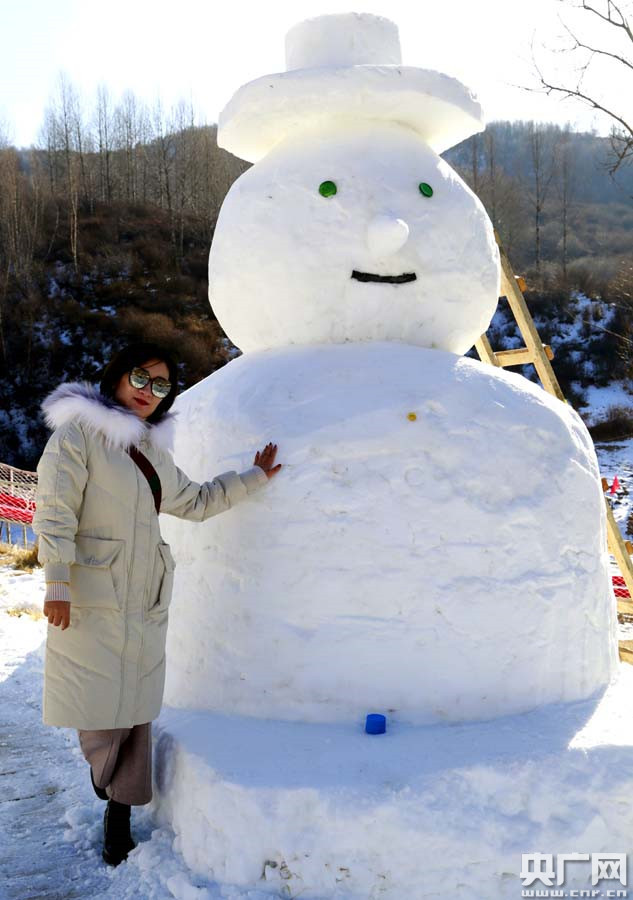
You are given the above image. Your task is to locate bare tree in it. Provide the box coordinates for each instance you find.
[136,102,153,204]
[523,122,560,281]
[470,131,481,195]
[458,126,529,263]
[0,118,10,151]
[39,107,60,196]
[95,85,113,202]
[487,170,529,263]
[555,125,577,290]
[115,90,144,202]
[0,122,11,366]
[151,99,177,258]
[43,74,82,272]
[485,128,498,228]
[529,1,633,176]
[608,260,633,375]
[172,99,199,263]
[68,87,90,208]
[0,146,42,375]
[199,125,250,233]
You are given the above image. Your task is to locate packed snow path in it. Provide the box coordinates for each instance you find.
[0,567,273,900]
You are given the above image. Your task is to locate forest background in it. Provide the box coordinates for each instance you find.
[1,77,633,469]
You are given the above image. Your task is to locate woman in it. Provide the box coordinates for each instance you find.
[32,342,281,867]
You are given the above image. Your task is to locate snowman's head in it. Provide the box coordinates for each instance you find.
[209,119,499,354]
[209,13,500,355]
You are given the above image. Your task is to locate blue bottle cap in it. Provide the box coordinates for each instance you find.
[365,713,386,734]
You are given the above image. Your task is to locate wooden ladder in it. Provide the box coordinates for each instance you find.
[475,236,633,659]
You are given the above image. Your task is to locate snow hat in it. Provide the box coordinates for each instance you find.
[218,12,485,163]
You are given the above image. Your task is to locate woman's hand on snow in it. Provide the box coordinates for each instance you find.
[44,583,71,630]
[254,442,282,479]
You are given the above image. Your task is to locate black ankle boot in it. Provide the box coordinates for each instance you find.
[102,799,136,866]
[90,767,108,801]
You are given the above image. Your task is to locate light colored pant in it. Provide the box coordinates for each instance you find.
[77,722,152,806]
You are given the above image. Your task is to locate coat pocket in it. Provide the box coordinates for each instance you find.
[148,542,176,615]
[70,535,126,610]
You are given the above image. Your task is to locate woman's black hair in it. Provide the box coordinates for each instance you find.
[99,342,179,424]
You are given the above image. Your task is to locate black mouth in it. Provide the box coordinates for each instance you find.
[351,270,417,284]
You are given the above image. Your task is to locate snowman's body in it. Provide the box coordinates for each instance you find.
[162,12,616,725]
[161,342,615,725]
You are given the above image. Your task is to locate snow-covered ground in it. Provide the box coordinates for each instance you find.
[0,567,273,900]
[596,437,633,540]
[486,290,633,430]
[1,425,632,899]
[4,556,633,899]
[578,382,633,427]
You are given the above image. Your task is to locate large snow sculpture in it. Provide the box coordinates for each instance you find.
[161,12,616,727]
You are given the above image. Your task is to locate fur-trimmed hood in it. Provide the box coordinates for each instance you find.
[41,381,176,452]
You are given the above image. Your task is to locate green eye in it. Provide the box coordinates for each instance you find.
[419,182,433,198]
[319,180,337,198]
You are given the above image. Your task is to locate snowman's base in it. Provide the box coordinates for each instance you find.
[152,667,633,899]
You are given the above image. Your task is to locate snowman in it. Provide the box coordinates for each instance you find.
[160,13,616,728]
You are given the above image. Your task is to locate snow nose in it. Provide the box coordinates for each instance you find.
[366,215,410,257]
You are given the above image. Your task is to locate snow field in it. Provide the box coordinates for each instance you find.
[0,567,270,900]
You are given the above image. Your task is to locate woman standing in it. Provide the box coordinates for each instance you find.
[32,342,281,866]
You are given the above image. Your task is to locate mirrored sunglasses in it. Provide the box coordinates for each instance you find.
[128,367,172,399]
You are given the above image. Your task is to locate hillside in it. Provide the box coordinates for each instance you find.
[1,119,632,469]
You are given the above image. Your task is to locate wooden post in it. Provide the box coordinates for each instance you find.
[496,239,566,402]
[474,335,501,367]
[493,346,554,366]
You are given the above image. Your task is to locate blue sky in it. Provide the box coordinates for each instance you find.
[1,0,627,147]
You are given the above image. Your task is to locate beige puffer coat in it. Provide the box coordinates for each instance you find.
[32,381,268,730]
